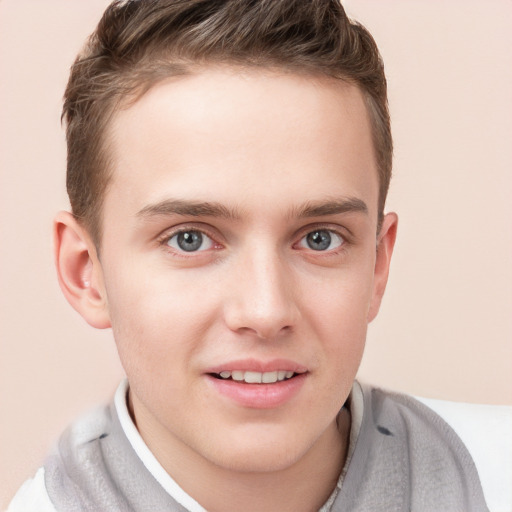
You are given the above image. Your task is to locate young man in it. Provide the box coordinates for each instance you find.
[7,1,492,511]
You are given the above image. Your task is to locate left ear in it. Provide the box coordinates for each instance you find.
[367,212,398,322]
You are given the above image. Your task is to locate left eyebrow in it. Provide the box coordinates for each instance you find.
[291,197,369,218]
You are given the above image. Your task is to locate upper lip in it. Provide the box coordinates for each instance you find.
[205,358,308,374]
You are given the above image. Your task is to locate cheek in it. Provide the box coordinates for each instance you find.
[103,263,220,376]
[302,261,375,365]
[305,260,375,326]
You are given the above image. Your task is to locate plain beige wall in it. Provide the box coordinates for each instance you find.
[1,0,511,507]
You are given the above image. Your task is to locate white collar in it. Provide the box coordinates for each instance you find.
[114,379,207,512]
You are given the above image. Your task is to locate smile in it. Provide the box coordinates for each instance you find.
[212,370,300,384]
[206,368,308,408]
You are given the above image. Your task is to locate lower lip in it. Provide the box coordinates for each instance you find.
[206,373,307,409]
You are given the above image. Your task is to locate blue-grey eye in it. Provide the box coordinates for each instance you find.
[299,229,343,251]
[167,230,214,252]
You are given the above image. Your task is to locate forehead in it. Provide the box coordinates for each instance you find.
[104,67,379,223]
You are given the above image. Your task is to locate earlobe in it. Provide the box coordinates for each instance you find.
[54,211,111,329]
[367,212,398,322]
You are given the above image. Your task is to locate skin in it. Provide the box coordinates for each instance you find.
[55,67,397,512]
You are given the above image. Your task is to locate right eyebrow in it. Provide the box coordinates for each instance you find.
[136,199,241,220]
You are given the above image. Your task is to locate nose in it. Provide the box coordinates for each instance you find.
[223,246,299,340]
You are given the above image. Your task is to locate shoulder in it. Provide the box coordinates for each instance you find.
[6,404,113,512]
[362,385,512,512]
[415,394,512,512]
[360,384,475,450]
[6,467,57,512]
[338,384,491,511]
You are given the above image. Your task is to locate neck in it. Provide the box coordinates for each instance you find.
[131,394,351,512]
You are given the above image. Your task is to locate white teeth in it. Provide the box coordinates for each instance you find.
[244,371,262,384]
[262,371,278,383]
[217,370,297,383]
[232,371,244,381]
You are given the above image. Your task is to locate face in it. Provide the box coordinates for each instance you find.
[96,67,395,475]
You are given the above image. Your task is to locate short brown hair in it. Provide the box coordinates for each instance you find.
[63,0,392,245]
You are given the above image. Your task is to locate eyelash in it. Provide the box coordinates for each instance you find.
[157,225,222,256]
[156,224,350,257]
[294,224,350,255]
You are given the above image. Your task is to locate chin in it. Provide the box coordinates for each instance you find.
[212,449,305,474]
[202,429,315,474]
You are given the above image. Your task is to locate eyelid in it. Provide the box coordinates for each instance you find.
[156,223,224,250]
[167,231,214,252]
[298,230,343,250]
[294,223,351,244]
[291,224,353,258]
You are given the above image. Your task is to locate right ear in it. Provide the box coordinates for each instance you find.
[53,211,111,329]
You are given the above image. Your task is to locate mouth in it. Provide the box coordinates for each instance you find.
[204,359,308,408]
[208,370,303,384]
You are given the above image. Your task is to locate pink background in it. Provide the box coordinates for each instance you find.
[1,0,511,507]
